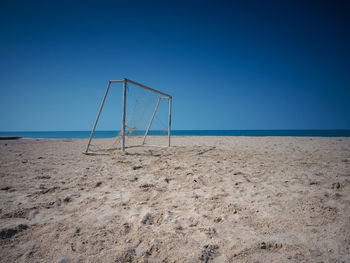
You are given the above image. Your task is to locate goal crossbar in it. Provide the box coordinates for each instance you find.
[84,78,172,154]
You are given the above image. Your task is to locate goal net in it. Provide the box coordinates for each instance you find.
[84,79,172,154]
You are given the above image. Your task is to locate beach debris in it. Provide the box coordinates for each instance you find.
[0,186,10,191]
[95,181,102,187]
[198,146,216,155]
[22,159,28,164]
[37,156,45,159]
[0,224,28,239]
[141,213,152,225]
[0,228,18,239]
[259,240,282,249]
[74,228,80,236]
[332,182,340,189]
[309,181,318,185]
[139,183,154,190]
[214,217,222,223]
[175,225,183,231]
[199,244,219,262]
[260,242,267,249]
[63,196,71,203]
[35,175,51,179]
[189,222,198,227]
[132,165,143,170]
[164,178,169,183]
[71,243,76,252]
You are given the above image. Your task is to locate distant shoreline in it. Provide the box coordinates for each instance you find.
[0,130,350,139]
[0,136,22,140]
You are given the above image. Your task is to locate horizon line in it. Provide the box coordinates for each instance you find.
[1,129,350,133]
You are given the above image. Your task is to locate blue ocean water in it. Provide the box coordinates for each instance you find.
[0,130,350,139]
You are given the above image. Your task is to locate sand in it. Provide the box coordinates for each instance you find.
[0,136,349,262]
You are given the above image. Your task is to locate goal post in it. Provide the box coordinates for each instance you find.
[84,78,172,154]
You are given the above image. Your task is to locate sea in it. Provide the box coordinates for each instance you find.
[0,130,350,139]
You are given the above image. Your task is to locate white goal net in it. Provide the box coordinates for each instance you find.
[84,79,172,154]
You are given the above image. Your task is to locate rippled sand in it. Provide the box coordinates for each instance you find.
[1,137,349,262]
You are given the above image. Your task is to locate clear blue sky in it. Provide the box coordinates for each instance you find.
[1,0,349,131]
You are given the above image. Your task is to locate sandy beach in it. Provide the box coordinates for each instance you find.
[0,136,349,262]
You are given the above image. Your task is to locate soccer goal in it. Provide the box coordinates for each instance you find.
[84,78,172,154]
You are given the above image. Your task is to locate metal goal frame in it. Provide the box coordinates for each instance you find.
[84,78,172,154]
